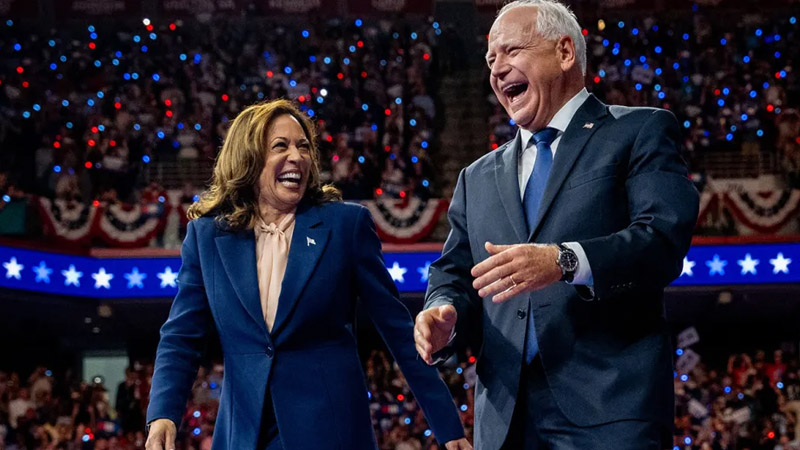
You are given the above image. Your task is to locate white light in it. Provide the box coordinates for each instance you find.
[320,89,328,97]
[143,18,151,26]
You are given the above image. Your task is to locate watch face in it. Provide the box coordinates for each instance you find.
[560,249,579,272]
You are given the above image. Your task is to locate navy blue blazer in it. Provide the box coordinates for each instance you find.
[147,201,463,449]
[426,95,699,449]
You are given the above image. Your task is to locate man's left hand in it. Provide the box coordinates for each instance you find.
[444,438,473,450]
[471,242,562,303]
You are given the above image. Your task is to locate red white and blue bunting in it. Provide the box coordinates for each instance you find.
[362,197,449,244]
[697,190,800,234]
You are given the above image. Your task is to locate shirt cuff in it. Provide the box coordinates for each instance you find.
[563,242,593,286]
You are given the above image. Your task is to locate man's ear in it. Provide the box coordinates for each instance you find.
[556,35,577,72]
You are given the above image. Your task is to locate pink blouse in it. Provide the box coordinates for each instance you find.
[254,213,296,332]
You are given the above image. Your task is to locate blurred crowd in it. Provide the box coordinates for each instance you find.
[488,9,799,187]
[4,346,800,449]
[0,16,448,207]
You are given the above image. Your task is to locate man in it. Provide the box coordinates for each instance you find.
[414,1,699,448]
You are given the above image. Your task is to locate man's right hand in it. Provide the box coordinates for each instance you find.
[145,418,177,450]
[414,305,458,365]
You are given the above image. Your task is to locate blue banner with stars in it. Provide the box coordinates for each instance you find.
[1,243,798,298]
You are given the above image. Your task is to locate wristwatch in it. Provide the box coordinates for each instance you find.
[556,244,579,283]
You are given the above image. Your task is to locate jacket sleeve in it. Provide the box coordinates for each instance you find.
[578,109,699,301]
[424,168,482,359]
[146,220,213,427]
[353,206,465,444]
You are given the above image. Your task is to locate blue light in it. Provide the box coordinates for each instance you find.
[680,374,689,382]
[324,57,331,64]
[774,34,781,41]
[722,87,730,96]
[404,417,412,425]
[599,69,606,77]
[358,156,365,164]
[411,156,419,164]
[743,56,750,63]
[676,348,684,356]
[141,45,148,53]
[60,56,67,62]
[133,35,141,43]
[142,155,150,163]
[90,32,97,40]
[194,124,202,131]
[61,100,69,107]
[49,40,56,47]
[13,43,21,51]
[355,18,363,27]
[684,437,692,445]
[112,59,119,66]
[460,404,468,411]
[82,435,90,442]
[611,48,620,56]
[683,33,689,40]
[93,60,101,67]
[755,29,763,36]
[683,121,691,129]
[87,99,95,107]
[289,80,297,87]
[654,46,662,54]
[790,17,797,24]
[5,20,11,26]
[193,54,202,64]
[410,119,417,126]
[66,122,73,129]
[618,21,625,28]
[284,66,292,74]
[717,99,725,107]
[177,123,184,130]
[193,195,200,202]
[726,133,734,141]
[655,84,662,91]
[152,73,160,81]
[763,82,770,89]
[193,411,201,418]
[624,59,632,67]
[652,25,658,31]
[424,430,432,437]
[157,131,165,139]
[361,103,369,111]
[632,28,639,35]
[88,25,95,32]
[316,97,324,104]
[115,51,122,58]
[395,97,402,105]
[307,109,315,117]
[421,141,428,149]
[371,124,378,131]
[433,22,439,29]
[724,386,732,393]
[3,195,10,203]
[132,72,139,80]
[50,63,58,70]
[738,393,744,400]
[463,383,470,390]
[776,52,782,59]
[193,428,201,436]
[602,39,609,47]
[309,56,316,62]
[123,73,131,80]
[658,92,666,99]
[343,58,350,65]
[639,56,647,63]
[209,382,217,389]
[422,179,430,187]
[757,129,764,137]
[741,114,748,121]
[149,32,157,40]
[21,111,30,119]
[54,165,62,173]
[780,70,787,78]
[778,382,785,389]
[179,53,187,61]
[655,68,662,75]
[134,123,141,131]
[635,83,642,91]
[172,140,179,149]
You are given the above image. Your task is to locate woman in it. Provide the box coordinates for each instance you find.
[145,100,470,450]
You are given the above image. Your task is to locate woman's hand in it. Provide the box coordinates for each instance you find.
[145,419,177,450]
[445,438,473,450]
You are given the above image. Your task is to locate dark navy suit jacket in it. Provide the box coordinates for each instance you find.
[147,201,463,449]
[425,95,699,450]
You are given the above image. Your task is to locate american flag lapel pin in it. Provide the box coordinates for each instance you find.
[583,122,594,129]
[307,236,316,246]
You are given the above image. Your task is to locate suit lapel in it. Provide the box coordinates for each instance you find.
[495,132,528,243]
[270,203,330,337]
[214,228,266,336]
[529,95,609,241]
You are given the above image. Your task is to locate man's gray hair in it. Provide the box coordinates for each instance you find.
[496,0,587,75]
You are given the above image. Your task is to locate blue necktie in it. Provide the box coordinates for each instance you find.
[522,127,558,363]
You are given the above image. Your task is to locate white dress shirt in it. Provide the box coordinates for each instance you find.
[517,88,593,286]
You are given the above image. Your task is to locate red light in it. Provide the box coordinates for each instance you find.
[776,72,782,79]
[332,155,340,162]
[486,34,489,40]
[337,73,344,80]
[714,89,720,96]
[384,109,391,116]
[795,137,800,144]
[357,40,364,48]
[423,53,430,60]
[267,71,274,78]
[491,143,499,149]
[88,42,96,50]
[768,431,775,439]
[22,81,28,88]
[767,104,775,112]
[88,139,96,147]
[468,356,476,363]
[397,394,405,401]
[376,188,383,196]
[53,142,61,149]
[114,102,122,109]
[166,110,173,117]
[326,135,333,142]
[221,94,229,101]
[85,161,93,169]
[298,95,306,102]
[593,76,601,84]
[361,71,367,78]
[91,126,98,133]
[109,140,116,147]
[312,87,318,94]
[92,200,100,207]
[399,191,406,198]
[146,24,154,32]
[84,428,91,434]
[169,23,176,31]
[16,66,23,74]
[165,99,172,107]
[384,145,390,152]
[582,28,589,36]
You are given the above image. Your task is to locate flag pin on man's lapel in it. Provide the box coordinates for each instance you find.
[583,122,594,129]
[307,236,316,246]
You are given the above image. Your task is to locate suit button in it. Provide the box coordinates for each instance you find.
[517,309,527,319]
[266,346,274,358]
